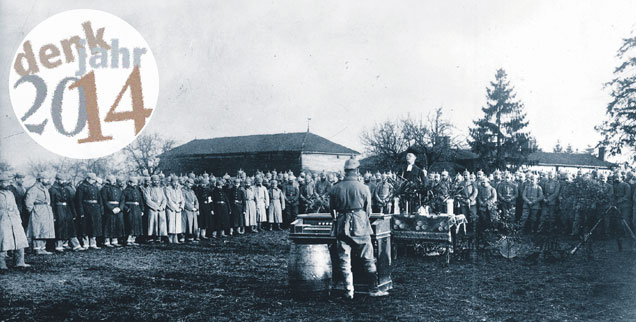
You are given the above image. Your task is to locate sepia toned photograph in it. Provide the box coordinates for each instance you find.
[1,1,636,321]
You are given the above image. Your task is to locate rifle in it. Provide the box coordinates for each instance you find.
[569,206,617,255]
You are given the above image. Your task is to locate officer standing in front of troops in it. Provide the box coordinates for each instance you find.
[330,157,388,299]
[0,172,30,270]
[496,172,518,233]
[539,172,561,234]
[120,177,144,246]
[101,175,124,247]
[514,172,526,223]
[25,172,56,255]
[8,173,28,230]
[49,173,81,251]
[75,173,104,249]
[521,174,544,234]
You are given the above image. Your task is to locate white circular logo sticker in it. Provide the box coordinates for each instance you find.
[9,9,159,159]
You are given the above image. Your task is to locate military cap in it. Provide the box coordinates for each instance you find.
[223,173,231,180]
[344,156,360,170]
[202,172,209,178]
[169,175,179,182]
[151,175,160,181]
[188,173,196,179]
[14,172,25,179]
[128,176,138,184]
[87,173,97,180]
[95,177,103,185]
[187,178,194,185]
[55,173,64,180]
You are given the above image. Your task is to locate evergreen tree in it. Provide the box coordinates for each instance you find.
[597,32,636,155]
[469,69,533,170]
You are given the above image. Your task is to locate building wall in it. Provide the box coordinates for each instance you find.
[527,165,612,175]
[301,153,349,173]
[161,151,302,175]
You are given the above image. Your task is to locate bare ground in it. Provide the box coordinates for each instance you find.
[1,231,635,322]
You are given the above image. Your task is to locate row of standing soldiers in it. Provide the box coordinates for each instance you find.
[391,168,635,247]
[0,169,349,257]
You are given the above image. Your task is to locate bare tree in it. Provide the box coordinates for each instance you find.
[361,120,409,171]
[403,107,462,169]
[123,133,177,175]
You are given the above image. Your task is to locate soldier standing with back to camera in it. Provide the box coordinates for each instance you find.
[329,157,389,299]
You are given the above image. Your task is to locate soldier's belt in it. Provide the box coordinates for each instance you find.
[34,201,48,205]
[216,201,225,204]
[83,200,98,204]
[125,202,139,205]
[107,201,119,205]
[55,202,67,206]
[234,201,242,204]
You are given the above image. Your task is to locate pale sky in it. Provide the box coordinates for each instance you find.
[2,0,636,170]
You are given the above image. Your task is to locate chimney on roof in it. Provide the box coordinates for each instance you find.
[598,147,606,161]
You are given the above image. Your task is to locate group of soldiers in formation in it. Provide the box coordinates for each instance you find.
[1,162,634,269]
[400,167,636,249]
[0,168,352,270]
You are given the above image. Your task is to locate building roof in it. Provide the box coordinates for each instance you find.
[163,132,359,157]
[528,151,615,169]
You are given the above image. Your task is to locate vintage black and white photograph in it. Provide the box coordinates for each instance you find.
[1,1,636,321]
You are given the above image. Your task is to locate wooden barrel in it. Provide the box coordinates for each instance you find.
[287,243,332,295]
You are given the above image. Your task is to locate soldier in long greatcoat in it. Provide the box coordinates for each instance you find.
[212,179,231,237]
[8,173,28,230]
[144,175,168,242]
[101,175,124,247]
[243,178,258,232]
[255,177,269,230]
[165,176,184,243]
[75,173,104,249]
[0,172,30,270]
[181,179,199,241]
[49,173,81,251]
[268,180,285,230]
[228,178,245,235]
[120,177,144,246]
[25,173,56,255]
[194,178,213,239]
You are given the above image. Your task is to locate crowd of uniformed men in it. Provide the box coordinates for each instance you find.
[1,162,634,269]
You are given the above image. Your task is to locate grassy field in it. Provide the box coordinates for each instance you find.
[1,231,635,321]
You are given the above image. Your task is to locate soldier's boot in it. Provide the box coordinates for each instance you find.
[367,272,388,297]
[200,229,208,240]
[14,249,30,268]
[111,238,122,247]
[0,252,8,270]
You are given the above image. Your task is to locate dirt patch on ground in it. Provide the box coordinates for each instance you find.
[1,231,635,321]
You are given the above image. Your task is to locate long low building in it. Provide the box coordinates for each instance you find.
[159,132,359,175]
[526,150,616,174]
